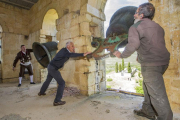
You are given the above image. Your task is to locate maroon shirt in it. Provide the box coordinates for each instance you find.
[121,18,170,66]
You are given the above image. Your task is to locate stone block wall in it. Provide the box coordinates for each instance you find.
[0,2,29,35]
[149,0,180,114]
[0,2,30,82]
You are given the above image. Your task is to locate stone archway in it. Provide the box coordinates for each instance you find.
[41,9,59,43]
[37,9,59,82]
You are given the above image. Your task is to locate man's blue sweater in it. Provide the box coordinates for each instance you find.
[50,48,84,70]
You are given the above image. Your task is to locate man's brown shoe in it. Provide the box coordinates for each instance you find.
[38,92,46,96]
[53,101,66,106]
[134,109,156,120]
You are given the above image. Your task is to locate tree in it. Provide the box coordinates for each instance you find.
[122,59,124,70]
[127,62,132,73]
[115,62,118,73]
[119,63,122,72]
[138,72,142,78]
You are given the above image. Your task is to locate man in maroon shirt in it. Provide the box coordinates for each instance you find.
[113,3,172,120]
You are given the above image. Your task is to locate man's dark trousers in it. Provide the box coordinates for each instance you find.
[40,64,65,102]
[141,64,173,120]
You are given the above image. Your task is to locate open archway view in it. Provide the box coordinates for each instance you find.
[42,9,58,43]
[38,9,59,82]
[104,0,148,94]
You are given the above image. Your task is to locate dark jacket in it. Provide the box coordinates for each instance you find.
[121,18,170,66]
[13,49,33,67]
[49,48,84,70]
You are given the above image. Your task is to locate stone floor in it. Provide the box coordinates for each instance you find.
[0,81,180,120]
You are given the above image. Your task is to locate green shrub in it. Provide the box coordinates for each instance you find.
[122,59,124,70]
[106,85,111,88]
[135,86,144,94]
[136,66,141,71]
[107,78,113,82]
[131,65,141,71]
[119,64,122,72]
[127,62,132,73]
[106,70,113,74]
[138,72,142,78]
[135,79,144,94]
[115,62,118,73]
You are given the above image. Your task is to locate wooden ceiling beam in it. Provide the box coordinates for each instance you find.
[21,0,36,4]
[0,0,31,9]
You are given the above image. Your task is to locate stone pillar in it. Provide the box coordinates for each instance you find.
[55,2,106,95]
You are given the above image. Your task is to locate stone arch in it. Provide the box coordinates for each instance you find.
[39,4,60,32]
[41,9,59,42]
[0,19,9,32]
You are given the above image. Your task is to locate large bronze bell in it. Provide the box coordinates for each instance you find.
[32,42,58,68]
[87,6,137,60]
[106,6,137,37]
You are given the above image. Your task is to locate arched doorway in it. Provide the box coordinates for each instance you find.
[41,9,58,43]
[39,9,58,82]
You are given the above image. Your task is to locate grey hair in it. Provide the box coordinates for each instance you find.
[138,3,155,20]
[66,41,72,47]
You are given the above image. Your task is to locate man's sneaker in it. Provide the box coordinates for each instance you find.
[53,101,66,106]
[30,82,36,84]
[18,84,21,87]
[134,109,156,120]
[38,92,46,96]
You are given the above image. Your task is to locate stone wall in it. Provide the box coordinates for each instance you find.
[0,2,29,35]
[0,2,30,82]
[149,0,180,114]
[0,0,107,95]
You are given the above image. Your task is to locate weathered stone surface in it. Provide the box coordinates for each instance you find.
[150,0,180,113]
[171,80,180,88]
[88,84,95,95]
[70,24,80,38]
[40,68,48,82]
[80,22,91,36]
[80,4,105,21]
[79,14,92,23]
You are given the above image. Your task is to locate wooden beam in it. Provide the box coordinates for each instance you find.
[21,0,36,4]
[0,0,31,9]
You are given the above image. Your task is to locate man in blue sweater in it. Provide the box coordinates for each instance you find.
[38,41,91,106]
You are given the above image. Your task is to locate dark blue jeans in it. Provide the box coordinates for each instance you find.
[141,64,173,120]
[40,64,65,103]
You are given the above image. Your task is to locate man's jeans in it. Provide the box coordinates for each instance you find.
[141,65,173,120]
[40,64,65,103]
